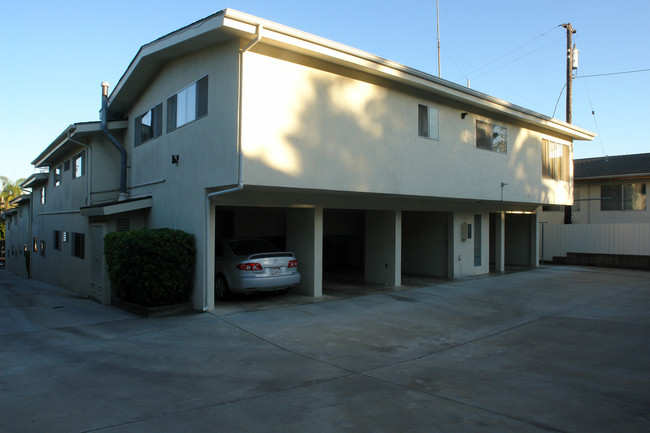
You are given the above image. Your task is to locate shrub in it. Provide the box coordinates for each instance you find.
[104,228,196,307]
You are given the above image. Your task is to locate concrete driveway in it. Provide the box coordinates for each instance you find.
[1,265,649,432]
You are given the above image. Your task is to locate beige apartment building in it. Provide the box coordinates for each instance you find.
[3,9,595,310]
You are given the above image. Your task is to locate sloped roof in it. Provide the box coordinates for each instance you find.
[574,153,650,180]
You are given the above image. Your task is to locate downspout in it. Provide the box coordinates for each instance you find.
[100,82,128,201]
[202,24,263,311]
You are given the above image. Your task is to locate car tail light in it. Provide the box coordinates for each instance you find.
[288,260,298,268]
[236,263,263,271]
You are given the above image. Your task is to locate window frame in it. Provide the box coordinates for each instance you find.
[54,165,62,187]
[601,183,647,211]
[542,139,570,182]
[417,103,439,140]
[73,152,85,179]
[476,120,507,154]
[167,75,209,132]
[135,103,163,146]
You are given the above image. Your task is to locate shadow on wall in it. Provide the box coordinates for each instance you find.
[243,51,563,203]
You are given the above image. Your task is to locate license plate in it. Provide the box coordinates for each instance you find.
[268,267,281,275]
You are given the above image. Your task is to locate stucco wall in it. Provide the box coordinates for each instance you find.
[122,40,241,309]
[241,51,573,206]
[453,212,489,277]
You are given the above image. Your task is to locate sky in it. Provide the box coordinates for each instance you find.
[1,0,649,182]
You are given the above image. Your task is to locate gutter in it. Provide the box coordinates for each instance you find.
[201,24,263,312]
[101,82,128,200]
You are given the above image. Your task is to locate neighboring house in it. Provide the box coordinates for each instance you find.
[539,153,650,266]
[7,9,595,310]
[540,152,650,224]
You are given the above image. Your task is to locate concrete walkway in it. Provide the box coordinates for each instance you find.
[1,265,649,432]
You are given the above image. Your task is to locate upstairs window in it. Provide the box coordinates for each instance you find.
[40,187,46,204]
[167,76,208,132]
[73,152,85,179]
[542,139,570,182]
[601,184,646,211]
[135,103,163,146]
[476,120,507,154]
[54,165,62,187]
[418,104,439,140]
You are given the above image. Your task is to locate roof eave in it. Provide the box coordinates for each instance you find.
[32,121,128,168]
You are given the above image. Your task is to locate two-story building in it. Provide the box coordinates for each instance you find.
[7,9,595,310]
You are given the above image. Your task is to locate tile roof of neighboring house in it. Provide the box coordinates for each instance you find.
[574,152,650,180]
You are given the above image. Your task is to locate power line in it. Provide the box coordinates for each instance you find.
[575,68,650,78]
[457,24,562,82]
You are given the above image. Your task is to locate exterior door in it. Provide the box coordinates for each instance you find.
[90,225,108,304]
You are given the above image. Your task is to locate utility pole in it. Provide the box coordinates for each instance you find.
[562,23,577,225]
[562,23,576,124]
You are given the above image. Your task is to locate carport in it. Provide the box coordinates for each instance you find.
[205,187,539,309]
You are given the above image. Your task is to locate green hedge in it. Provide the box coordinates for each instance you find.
[104,228,196,307]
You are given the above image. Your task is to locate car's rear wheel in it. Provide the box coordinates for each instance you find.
[215,274,232,301]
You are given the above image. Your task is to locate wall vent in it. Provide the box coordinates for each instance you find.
[116,219,131,232]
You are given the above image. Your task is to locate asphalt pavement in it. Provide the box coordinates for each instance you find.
[1,265,649,432]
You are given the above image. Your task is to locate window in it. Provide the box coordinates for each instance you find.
[40,241,45,257]
[542,205,564,212]
[418,104,439,140]
[72,232,85,259]
[33,237,38,252]
[476,120,507,153]
[64,160,71,171]
[54,165,62,187]
[73,152,85,179]
[601,184,646,211]
[542,139,570,182]
[40,187,46,204]
[54,230,61,251]
[135,103,162,146]
[167,76,208,132]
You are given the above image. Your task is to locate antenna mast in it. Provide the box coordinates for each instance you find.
[436,0,441,77]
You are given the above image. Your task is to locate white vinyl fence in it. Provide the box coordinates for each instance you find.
[539,223,650,262]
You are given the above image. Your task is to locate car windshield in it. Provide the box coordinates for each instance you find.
[228,239,280,255]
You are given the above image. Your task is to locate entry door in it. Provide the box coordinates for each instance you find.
[90,225,108,304]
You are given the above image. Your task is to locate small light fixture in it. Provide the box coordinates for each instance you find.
[461,112,468,119]
[171,155,180,165]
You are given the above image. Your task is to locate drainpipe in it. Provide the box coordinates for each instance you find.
[201,24,263,311]
[100,82,128,201]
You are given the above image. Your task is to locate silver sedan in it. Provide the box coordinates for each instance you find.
[214,238,301,301]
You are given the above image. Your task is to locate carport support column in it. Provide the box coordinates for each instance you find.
[287,207,323,297]
[531,212,539,267]
[365,210,401,286]
[495,212,505,273]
